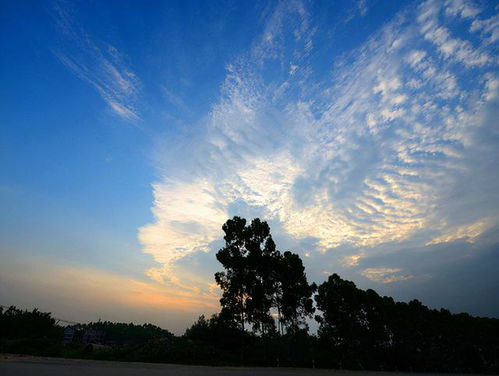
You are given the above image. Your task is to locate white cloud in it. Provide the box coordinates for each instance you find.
[444,0,481,19]
[470,14,499,45]
[418,0,491,67]
[341,254,364,267]
[138,179,229,284]
[139,0,499,289]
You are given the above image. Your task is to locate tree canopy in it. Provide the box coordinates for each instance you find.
[215,217,316,335]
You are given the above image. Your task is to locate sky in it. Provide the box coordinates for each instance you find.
[1,0,498,334]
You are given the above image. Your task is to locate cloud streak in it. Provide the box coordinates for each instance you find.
[53,1,141,122]
[360,268,413,284]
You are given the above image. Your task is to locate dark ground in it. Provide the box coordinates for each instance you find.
[0,355,486,376]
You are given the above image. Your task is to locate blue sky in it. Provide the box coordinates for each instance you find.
[1,0,498,333]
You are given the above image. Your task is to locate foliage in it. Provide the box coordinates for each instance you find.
[80,321,174,345]
[275,251,316,333]
[215,217,278,334]
[315,273,499,372]
[215,216,316,335]
[0,306,62,340]
[0,306,64,356]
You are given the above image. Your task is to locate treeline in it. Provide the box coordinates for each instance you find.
[202,217,499,372]
[78,321,173,345]
[183,275,499,372]
[314,274,499,371]
[0,306,64,356]
[0,306,61,339]
[1,217,498,373]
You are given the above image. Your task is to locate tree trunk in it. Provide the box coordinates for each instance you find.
[277,304,282,335]
[240,290,245,333]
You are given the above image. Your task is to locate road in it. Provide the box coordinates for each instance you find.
[0,355,482,376]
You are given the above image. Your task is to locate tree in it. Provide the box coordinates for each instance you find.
[215,217,317,336]
[245,218,279,335]
[215,216,249,333]
[0,306,60,339]
[314,273,373,366]
[215,216,277,334]
[274,251,316,334]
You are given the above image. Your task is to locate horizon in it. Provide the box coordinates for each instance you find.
[1,0,498,335]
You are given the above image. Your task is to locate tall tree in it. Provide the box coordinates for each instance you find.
[314,273,370,359]
[274,251,316,334]
[214,216,277,334]
[215,216,317,336]
[245,218,279,335]
[215,216,250,333]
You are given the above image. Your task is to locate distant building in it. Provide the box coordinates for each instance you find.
[82,328,105,344]
[62,326,75,344]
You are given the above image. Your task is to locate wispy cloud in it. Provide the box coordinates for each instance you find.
[139,0,499,290]
[344,0,371,23]
[52,1,141,122]
[361,267,413,284]
[357,0,369,17]
[341,254,365,267]
[426,219,492,245]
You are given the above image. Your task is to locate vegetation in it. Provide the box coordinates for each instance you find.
[0,306,64,357]
[314,273,499,372]
[0,306,62,340]
[215,217,316,335]
[1,216,498,373]
[80,321,174,346]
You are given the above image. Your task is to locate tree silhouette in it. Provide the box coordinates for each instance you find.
[215,217,316,336]
[215,217,277,334]
[315,273,369,363]
[274,251,316,334]
[215,216,250,333]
